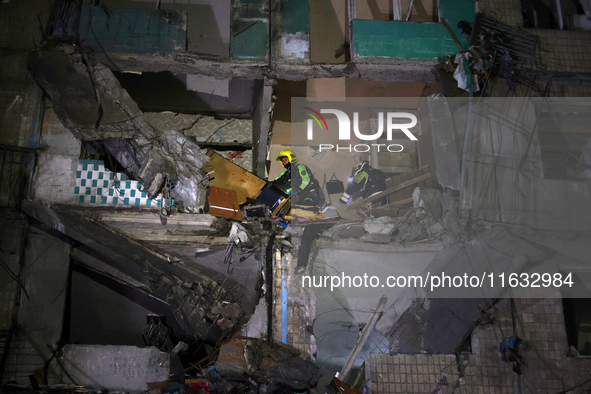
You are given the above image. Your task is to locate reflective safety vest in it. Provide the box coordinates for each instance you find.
[273,163,316,194]
[340,167,387,204]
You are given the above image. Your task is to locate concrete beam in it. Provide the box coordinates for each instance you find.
[252,79,275,177]
[92,50,438,82]
[95,51,267,79]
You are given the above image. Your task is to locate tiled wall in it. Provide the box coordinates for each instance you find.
[479,0,591,74]
[367,298,591,393]
[274,251,316,358]
[533,29,591,73]
[478,0,523,27]
[0,0,52,50]
[74,160,163,207]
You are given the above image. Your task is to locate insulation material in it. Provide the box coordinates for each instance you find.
[281,32,310,59]
[34,153,78,204]
[160,131,209,207]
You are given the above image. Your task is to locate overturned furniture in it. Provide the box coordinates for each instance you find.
[215,337,322,390]
[205,151,290,220]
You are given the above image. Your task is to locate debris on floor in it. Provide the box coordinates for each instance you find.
[215,337,322,390]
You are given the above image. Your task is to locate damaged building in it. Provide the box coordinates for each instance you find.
[2,0,591,393]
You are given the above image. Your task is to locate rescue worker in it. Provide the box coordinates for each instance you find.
[340,160,387,206]
[272,149,325,207]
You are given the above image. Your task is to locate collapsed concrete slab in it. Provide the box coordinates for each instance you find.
[21,201,253,341]
[376,227,549,354]
[27,44,209,206]
[57,345,169,392]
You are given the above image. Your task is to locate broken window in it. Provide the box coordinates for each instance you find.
[355,0,441,22]
[563,297,591,356]
[113,72,254,117]
[521,0,591,30]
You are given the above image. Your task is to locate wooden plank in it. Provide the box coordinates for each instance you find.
[205,150,266,204]
[442,18,464,51]
[289,207,323,220]
[346,173,431,210]
[208,186,243,220]
[340,296,387,380]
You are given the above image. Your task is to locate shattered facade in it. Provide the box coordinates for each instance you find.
[2,0,591,393]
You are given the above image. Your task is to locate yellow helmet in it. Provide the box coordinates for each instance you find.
[276,149,297,163]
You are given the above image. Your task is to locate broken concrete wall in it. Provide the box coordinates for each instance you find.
[21,201,250,343]
[28,45,210,206]
[279,0,310,61]
[144,113,253,145]
[57,345,169,391]
[375,227,548,354]
[310,236,441,378]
